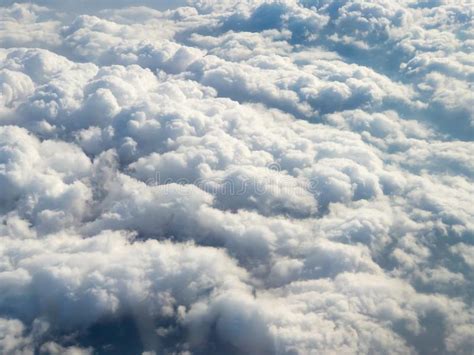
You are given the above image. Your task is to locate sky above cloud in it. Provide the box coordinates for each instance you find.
[0,1,473,354]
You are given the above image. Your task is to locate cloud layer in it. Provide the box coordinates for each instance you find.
[0,1,473,354]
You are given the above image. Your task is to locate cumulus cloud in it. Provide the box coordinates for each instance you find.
[0,0,473,354]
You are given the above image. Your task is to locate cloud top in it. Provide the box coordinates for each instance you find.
[0,1,473,354]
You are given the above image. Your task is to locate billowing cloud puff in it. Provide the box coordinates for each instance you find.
[0,1,473,354]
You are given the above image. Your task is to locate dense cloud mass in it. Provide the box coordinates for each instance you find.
[0,0,473,354]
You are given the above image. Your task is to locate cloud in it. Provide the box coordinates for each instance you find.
[0,0,188,12]
[0,0,473,354]
[0,318,34,354]
[0,3,61,49]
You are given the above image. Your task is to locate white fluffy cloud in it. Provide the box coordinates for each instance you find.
[0,1,473,354]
